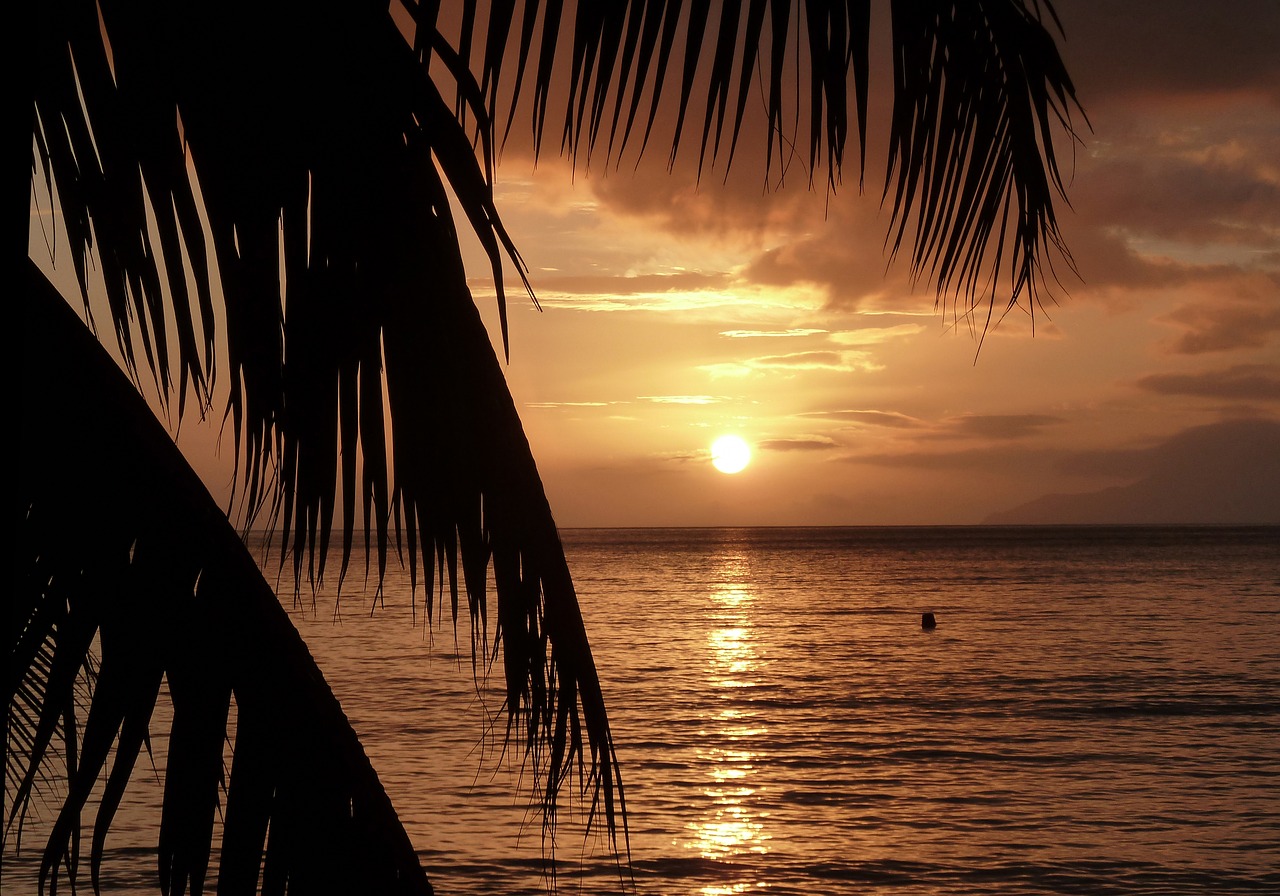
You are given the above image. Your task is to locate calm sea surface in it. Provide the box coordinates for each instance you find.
[8,526,1280,894]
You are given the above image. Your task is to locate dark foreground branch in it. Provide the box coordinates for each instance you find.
[12,261,432,895]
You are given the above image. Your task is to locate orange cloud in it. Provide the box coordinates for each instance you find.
[1161,296,1280,354]
[1136,364,1280,402]
[797,409,923,429]
[758,436,840,452]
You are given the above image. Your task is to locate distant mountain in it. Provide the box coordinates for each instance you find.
[983,419,1280,525]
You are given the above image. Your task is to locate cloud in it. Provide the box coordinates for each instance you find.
[758,436,839,452]
[700,350,880,377]
[511,270,762,314]
[1055,415,1279,478]
[1078,154,1280,250]
[525,401,613,409]
[829,324,926,345]
[719,328,827,338]
[528,289,738,314]
[530,271,731,296]
[845,444,1064,473]
[738,206,919,310]
[1055,65,1280,301]
[1161,297,1280,354]
[1136,364,1280,402]
[942,414,1067,441]
[698,362,755,378]
[511,276,824,316]
[584,152,819,240]
[750,351,855,370]
[984,419,1280,524]
[639,395,723,405]
[837,418,1072,474]
[1062,225,1205,289]
[798,409,923,429]
[1059,1,1280,102]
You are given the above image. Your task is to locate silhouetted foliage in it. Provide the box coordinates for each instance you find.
[15,2,1081,892]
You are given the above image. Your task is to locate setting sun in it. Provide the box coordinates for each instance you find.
[711,435,752,474]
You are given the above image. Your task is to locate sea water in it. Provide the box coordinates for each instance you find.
[7,526,1279,894]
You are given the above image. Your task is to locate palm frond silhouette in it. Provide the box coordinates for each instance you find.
[15,2,1082,892]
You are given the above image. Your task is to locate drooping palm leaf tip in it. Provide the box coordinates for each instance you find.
[453,0,1081,324]
[882,1,1085,338]
[22,0,1082,892]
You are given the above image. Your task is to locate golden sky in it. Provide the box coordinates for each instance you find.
[449,0,1280,526]
[30,1,1280,527]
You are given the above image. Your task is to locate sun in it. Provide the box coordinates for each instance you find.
[710,435,752,474]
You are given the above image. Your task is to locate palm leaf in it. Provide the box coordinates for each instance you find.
[468,0,1080,303]
[14,262,432,895]
[33,0,620,856]
[24,0,1083,890]
[883,0,1085,331]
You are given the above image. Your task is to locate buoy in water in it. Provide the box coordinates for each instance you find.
[921,612,937,630]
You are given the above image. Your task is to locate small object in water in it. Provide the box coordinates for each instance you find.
[921,612,937,630]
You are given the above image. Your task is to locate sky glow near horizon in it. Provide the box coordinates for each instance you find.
[460,1,1280,527]
[29,1,1280,528]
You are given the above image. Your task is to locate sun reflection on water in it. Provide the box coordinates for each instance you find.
[699,882,771,896]
[682,573,772,869]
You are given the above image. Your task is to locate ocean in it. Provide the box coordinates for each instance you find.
[8,526,1279,894]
